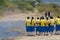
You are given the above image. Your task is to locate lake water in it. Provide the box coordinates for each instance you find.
[0,20,25,38]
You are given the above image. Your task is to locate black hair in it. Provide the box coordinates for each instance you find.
[46,17,48,20]
[57,16,60,18]
[27,17,29,19]
[41,16,44,19]
[31,17,34,19]
[37,17,39,19]
[50,16,53,19]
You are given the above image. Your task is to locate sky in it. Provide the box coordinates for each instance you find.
[42,0,60,5]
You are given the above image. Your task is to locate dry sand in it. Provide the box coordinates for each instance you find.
[0,13,44,21]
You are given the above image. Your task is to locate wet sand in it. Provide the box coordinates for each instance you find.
[1,35,60,40]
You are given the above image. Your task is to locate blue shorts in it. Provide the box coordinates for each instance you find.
[40,26,46,32]
[26,26,35,32]
[56,25,60,31]
[45,26,49,32]
[36,26,41,32]
[49,25,54,32]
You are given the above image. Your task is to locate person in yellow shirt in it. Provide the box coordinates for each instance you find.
[49,16,54,35]
[26,17,31,32]
[45,17,50,35]
[36,17,40,35]
[56,16,60,32]
[31,17,35,32]
[40,16,45,35]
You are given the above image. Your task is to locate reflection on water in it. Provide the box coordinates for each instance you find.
[0,20,25,38]
[0,32,21,38]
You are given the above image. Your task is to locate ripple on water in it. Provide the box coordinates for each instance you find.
[0,32,21,38]
[0,20,25,38]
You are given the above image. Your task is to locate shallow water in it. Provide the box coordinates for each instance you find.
[0,20,25,38]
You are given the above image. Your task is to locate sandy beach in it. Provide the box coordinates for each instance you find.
[0,13,59,40]
[1,35,60,40]
[0,0,60,39]
[16,35,60,40]
[0,13,44,21]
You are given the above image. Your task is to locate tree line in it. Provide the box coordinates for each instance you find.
[0,0,60,16]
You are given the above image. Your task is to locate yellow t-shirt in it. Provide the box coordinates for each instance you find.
[40,19,45,26]
[26,19,31,26]
[31,19,35,26]
[56,18,60,25]
[49,19,54,25]
[45,20,50,26]
[36,19,40,26]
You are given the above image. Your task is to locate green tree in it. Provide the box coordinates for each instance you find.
[18,2,33,11]
[36,0,42,3]
[0,0,5,5]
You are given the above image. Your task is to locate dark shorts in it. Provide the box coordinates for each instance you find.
[45,26,49,32]
[26,26,35,32]
[49,25,54,32]
[36,26,41,32]
[40,26,46,32]
[56,25,60,31]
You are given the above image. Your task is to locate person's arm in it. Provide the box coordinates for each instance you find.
[39,22,41,25]
[31,20,32,25]
[49,23,51,26]
[35,20,37,25]
[44,20,46,25]
[34,20,35,26]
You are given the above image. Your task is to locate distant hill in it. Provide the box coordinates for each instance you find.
[0,0,60,16]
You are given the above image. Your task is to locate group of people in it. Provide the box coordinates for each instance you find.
[26,16,60,36]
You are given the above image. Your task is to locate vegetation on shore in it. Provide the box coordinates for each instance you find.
[0,0,60,16]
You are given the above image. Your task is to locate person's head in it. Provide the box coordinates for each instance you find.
[46,17,48,20]
[41,16,44,19]
[48,11,50,13]
[37,17,39,19]
[27,17,30,19]
[57,16,60,18]
[31,17,34,20]
[50,16,53,19]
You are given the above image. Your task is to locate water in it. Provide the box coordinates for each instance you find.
[0,20,25,38]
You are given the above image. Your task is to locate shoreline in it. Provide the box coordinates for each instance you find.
[0,13,57,22]
[1,35,60,40]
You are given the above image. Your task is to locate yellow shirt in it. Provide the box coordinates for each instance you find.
[49,19,54,25]
[56,18,60,25]
[40,19,45,26]
[31,19,35,26]
[26,19,31,26]
[45,20,50,26]
[36,19,40,26]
